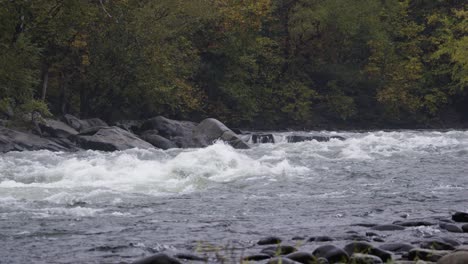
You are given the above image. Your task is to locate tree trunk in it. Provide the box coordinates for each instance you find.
[60,72,67,115]
[41,65,49,101]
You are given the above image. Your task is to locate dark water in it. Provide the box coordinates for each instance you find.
[1,130,467,263]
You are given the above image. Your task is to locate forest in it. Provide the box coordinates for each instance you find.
[1,0,467,129]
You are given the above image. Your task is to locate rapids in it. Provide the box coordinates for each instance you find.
[1,130,467,263]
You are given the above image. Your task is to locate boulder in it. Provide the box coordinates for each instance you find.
[192,118,249,149]
[0,127,70,153]
[267,257,301,264]
[285,252,316,264]
[393,220,434,227]
[452,212,468,223]
[242,254,271,261]
[258,236,282,245]
[62,114,107,132]
[74,126,153,151]
[439,223,463,233]
[462,224,468,233]
[343,242,392,262]
[141,116,196,139]
[437,251,468,264]
[173,253,207,262]
[251,133,275,144]
[132,253,182,264]
[421,239,456,251]
[38,118,78,138]
[312,245,349,263]
[261,245,298,256]
[140,130,177,150]
[379,243,415,253]
[309,236,334,242]
[114,120,143,133]
[349,253,383,264]
[286,135,345,143]
[408,248,450,262]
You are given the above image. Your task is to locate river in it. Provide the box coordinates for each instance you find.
[1,130,467,263]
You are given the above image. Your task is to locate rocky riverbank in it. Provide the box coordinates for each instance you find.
[0,115,345,153]
[131,212,468,264]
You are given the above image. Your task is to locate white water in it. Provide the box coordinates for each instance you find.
[1,130,468,263]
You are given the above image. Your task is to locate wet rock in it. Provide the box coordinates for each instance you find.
[140,116,196,139]
[258,236,282,245]
[349,253,383,264]
[285,252,316,264]
[39,119,78,138]
[438,251,468,264]
[242,254,271,261]
[393,220,434,227]
[371,224,406,231]
[420,239,456,250]
[251,133,275,144]
[173,253,207,262]
[286,135,345,143]
[267,257,301,264]
[439,223,463,233]
[463,224,468,233]
[312,245,349,263]
[309,236,334,242]
[366,232,379,237]
[292,236,306,241]
[352,223,378,228]
[0,127,70,153]
[261,245,298,256]
[455,245,468,252]
[379,243,415,253]
[407,248,449,262]
[452,212,468,223]
[75,126,153,151]
[192,118,249,149]
[439,237,461,247]
[140,130,177,150]
[343,242,392,262]
[343,234,371,242]
[372,237,385,243]
[114,120,143,133]
[63,114,107,132]
[132,253,182,264]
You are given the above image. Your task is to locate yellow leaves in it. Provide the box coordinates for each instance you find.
[215,0,272,32]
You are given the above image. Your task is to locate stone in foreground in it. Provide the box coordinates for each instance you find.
[75,126,153,151]
[192,118,249,149]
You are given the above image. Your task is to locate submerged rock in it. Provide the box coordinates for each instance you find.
[74,126,153,151]
[286,135,345,143]
[258,236,282,245]
[379,243,415,253]
[371,224,406,231]
[439,223,463,233]
[251,133,275,144]
[132,253,182,264]
[349,253,383,264]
